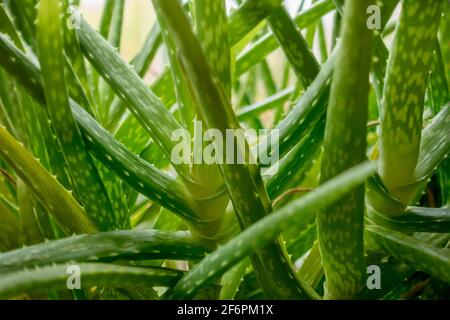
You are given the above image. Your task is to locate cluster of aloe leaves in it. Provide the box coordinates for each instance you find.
[0,0,448,300]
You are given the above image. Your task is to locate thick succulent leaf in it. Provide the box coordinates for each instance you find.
[438,0,450,89]
[107,22,163,130]
[317,0,373,299]
[4,0,37,49]
[0,263,183,299]
[0,4,24,50]
[257,48,335,165]
[236,87,295,120]
[0,230,209,272]
[61,0,97,118]
[428,40,450,206]
[75,17,191,179]
[235,0,334,77]
[0,127,96,234]
[193,0,231,98]
[266,111,325,198]
[0,34,199,223]
[219,259,250,300]
[286,222,317,261]
[168,161,377,299]
[379,0,444,203]
[99,0,124,49]
[228,0,282,45]
[36,0,118,231]
[395,105,450,204]
[366,225,450,284]
[97,0,125,118]
[368,206,450,233]
[0,9,73,189]
[267,5,320,86]
[0,200,22,252]
[17,180,44,245]
[152,0,315,300]
[155,4,197,133]
[115,0,324,139]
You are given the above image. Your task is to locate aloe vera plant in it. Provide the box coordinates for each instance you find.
[0,0,448,301]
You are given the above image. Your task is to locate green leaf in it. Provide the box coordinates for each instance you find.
[317,0,373,299]
[168,161,377,299]
[228,0,283,45]
[0,127,96,234]
[0,230,209,272]
[36,0,118,231]
[366,225,450,284]
[379,0,445,203]
[152,0,314,299]
[76,17,191,179]
[267,5,320,86]
[235,0,335,77]
[236,87,295,121]
[0,198,22,252]
[0,35,198,224]
[368,206,450,233]
[0,263,183,299]
[219,259,250,300]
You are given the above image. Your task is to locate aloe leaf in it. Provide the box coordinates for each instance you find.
[36,0,120,231]
[0,127,96,234]
[379,0,444,203]
[100,0,124,49]
[297,242,323,290]
[155,4,197,133]
[237,87,295,121]
[114,0,324,137]
[0,3,24,50]
[428,42,450,205]
[0,20,71,189]
[317,0,373,299]
[413,105,450,183]
[397,105,450,204]
[219,259,250,300]
[439,0,450,88]
[0,199,22,252]
[258,60,277,96]
[107,22,163,129]
[235,0,335,77]
[228,0,282,45]
[0,263,183,299]
[286,222,317,261]
[152,0,315,299]
[332,0,399,105]
[358,258,415,300]
[98,0,125,118]
[0,230,209,272]
[381,272,429,300]
[4,0,37,49]
[266,111,325,198]
[257,48,335,166]
[61,0,97,119]
[368,206,450,233]
[169,161,376,299]
[366,225,450,284]
[75,17,191,178]
[17,180,44,245]
[267,5,320,86]
[0,33,199,224]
